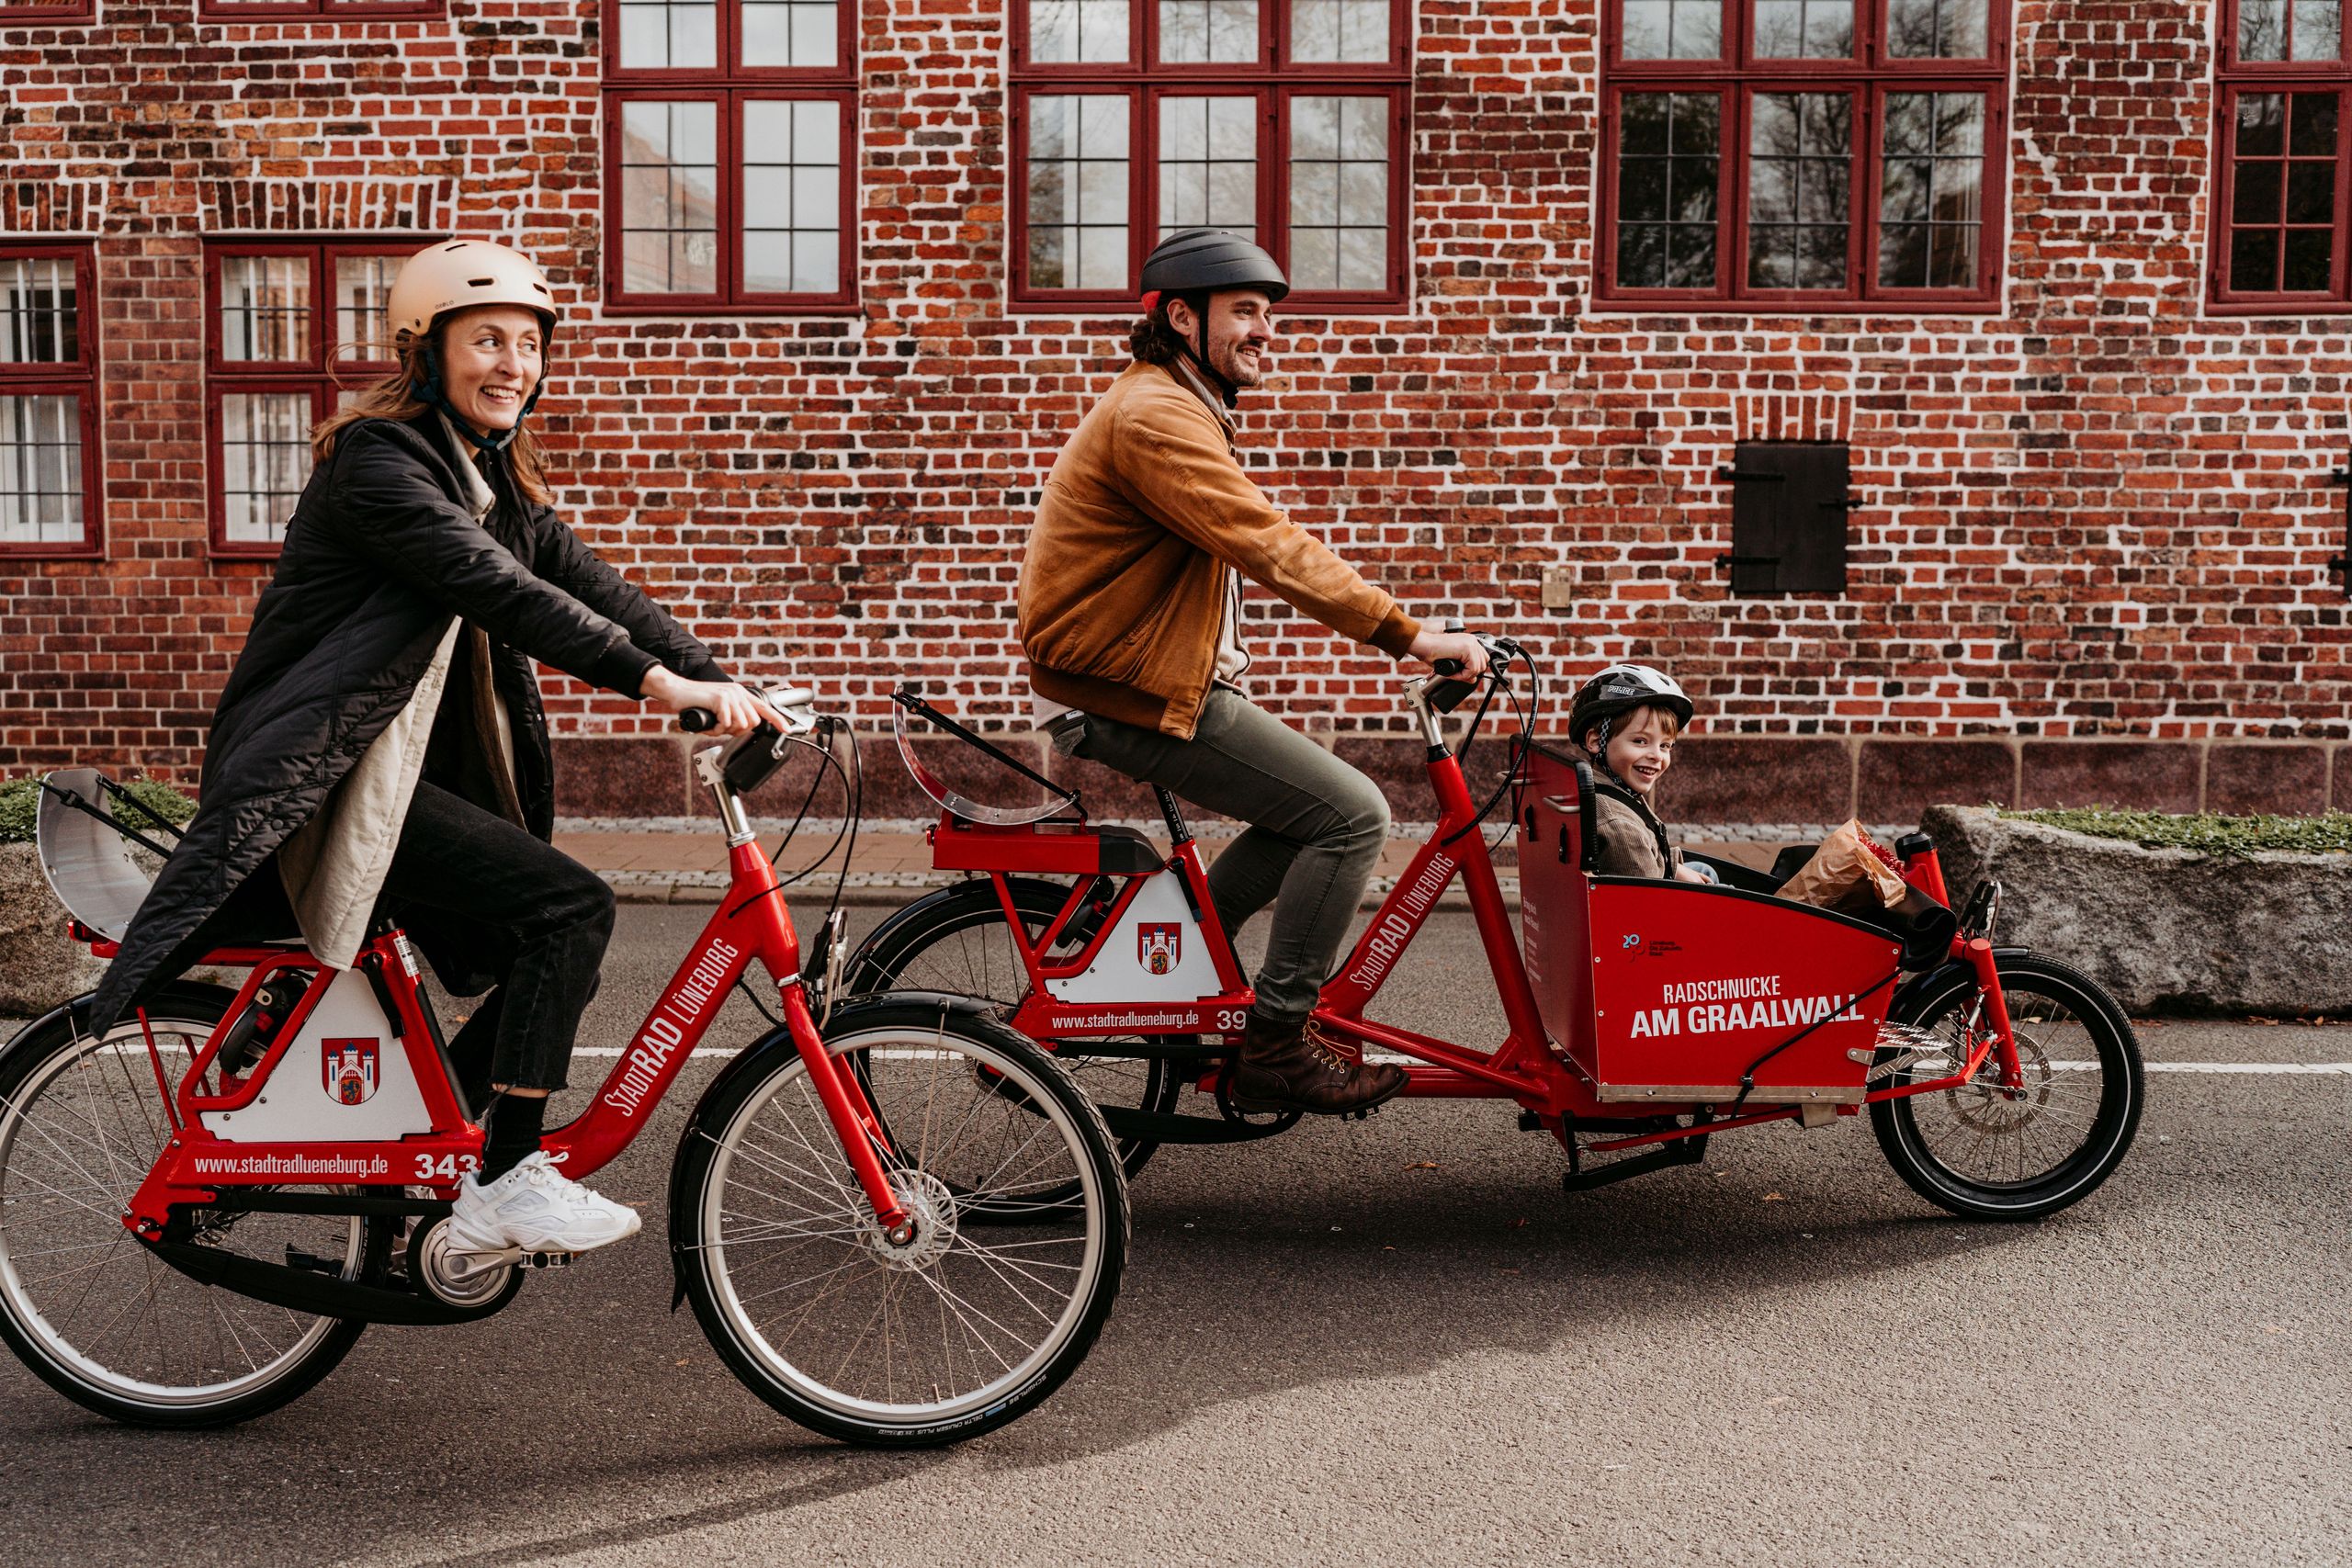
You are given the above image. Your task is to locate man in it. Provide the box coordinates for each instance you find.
[1017,228,1487,1116]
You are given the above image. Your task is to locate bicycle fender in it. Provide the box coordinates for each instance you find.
[662,989,1014,1311]
[0,982,242,1078]
[842,877,1063,986]
[1887,947,2030,1024]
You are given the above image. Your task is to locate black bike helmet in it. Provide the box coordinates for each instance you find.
[1139,228,1288,406]
[1567,663,1695,749]
[1140,227,1291,306]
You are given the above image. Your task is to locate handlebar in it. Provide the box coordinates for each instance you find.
[681,707,718,732]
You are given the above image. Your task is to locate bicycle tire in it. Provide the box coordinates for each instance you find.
[673,994,1128,1447]
[1871,953,2144,1221]
[0,986,380,1427]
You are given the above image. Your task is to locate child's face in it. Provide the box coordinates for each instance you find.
[1590,705,1679,797]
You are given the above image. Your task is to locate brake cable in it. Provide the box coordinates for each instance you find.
[730,718,863,1026]
[1440,645,1538,851]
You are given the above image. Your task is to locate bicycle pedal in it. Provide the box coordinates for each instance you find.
[524,1251,574,1269]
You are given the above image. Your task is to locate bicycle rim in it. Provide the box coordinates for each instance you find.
[695,1021,1113,1429]
[0,1008,365,1416]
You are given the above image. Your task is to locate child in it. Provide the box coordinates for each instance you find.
[1567,662,1714,884]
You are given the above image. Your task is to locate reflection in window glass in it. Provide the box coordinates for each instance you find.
[619,101,722,294]
[220,392,310,545]
[331,254,400,361]
[1616,92,1720,288]
[1621,0,1722,60]
[1159,0,1255,62]
[1291,0,1386,62]
[1878,93,1984,288]
[1159,97,1258,238]
[2230,92,2337,291]
[744,100,842,293]
[0,258,77,364]
[616,0,718,69]
[1288,95,1387,289]
[1029,96,1132,288]
[220,256,310,362]
[1747,92,1850,289]
[2293,0,2344,59]
[1032,0,1131,62]
[1754,0,1852,58]
[0,394,81,545]
[742,0,838,67]
[1886,0,1987,57]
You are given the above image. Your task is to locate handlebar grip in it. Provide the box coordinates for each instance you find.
[681,708,718,733]
[1431,658,1465,677]
[1425,676,1478,714]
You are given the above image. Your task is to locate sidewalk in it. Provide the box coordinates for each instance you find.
[552,818,1821,907]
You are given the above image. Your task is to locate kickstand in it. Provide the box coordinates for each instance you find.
[1562,1132,1711,1193]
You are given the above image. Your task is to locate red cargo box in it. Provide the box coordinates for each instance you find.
[1520,742,1901,1105]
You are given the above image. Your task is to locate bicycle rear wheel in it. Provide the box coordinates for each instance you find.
[0,987,380,1427]
[673,995,1127,1447]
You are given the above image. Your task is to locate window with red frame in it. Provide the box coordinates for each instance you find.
[602,0,857,311]
[1008,0,1412,310]
[1599,0,2008,310]
[2213,0,2352,308]
[205,242,411,556]
[0,0,100,24]
[0,244,99,558]
[197,0,441,18]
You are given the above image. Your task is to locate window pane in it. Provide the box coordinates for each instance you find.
[2242,0,2287,59]
[0,258,77,364]
[1291,0,1388,62]
[744,99,843,293]
[1029,95,1131,288]
[2290,91,2337,155]
[220,392,310,545]
[2235,159,2285,223]
[1622,0,1722,60]
[220,255,311,364]
[2288,158,2335,220]
[1159,0,1256,62]
[1747,93,1850,290]
[1159,96,1258,238]
[618,101,721,294]
[1756,0,1852,59]
[2232,227,2281,289]
[331,254,400,361]
[1878,95,1982,288]
[1032,0,1131,61]
[742,0,838,67]
[1887,0,1987,57]
[1616,92,1719,288]
[2292,0,2342,60]
[1289,96,1388,289]
[616,0,717,69]
[2238,92,2285,157]
[2285,225,2334,288]
[0,394,82,545]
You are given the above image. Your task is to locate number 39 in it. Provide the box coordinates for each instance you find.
[1214,1008,1249,1033]
[413,1153,480,1182]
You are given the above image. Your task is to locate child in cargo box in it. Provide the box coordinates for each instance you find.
[1567,663,1715,885]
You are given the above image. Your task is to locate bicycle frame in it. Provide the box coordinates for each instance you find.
[112,746,911,1244]
[930,679,2024,1150]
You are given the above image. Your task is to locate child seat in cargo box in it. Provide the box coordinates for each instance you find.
[1517,742,1903,1105]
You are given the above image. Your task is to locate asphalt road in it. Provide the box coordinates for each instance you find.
[2,904,2347,1568]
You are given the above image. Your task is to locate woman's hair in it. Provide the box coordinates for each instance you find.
[311,321,554,506]
[1579,701,1683,753]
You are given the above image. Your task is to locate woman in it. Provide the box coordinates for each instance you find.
[89,239,784,1257]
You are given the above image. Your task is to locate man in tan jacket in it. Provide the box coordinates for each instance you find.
[1018,229,1486,1116]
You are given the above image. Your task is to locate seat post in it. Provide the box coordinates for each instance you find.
[1153,786,1192,845]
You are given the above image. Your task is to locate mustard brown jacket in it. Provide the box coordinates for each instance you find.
[1018,361,1420,739]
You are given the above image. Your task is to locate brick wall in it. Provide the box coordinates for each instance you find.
[4,0,2348,824]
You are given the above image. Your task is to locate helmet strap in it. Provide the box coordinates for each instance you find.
[1170,291,1240,408]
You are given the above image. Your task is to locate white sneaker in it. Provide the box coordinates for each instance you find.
[446,1151,642,1256]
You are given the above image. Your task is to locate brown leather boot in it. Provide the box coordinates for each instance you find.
[1227,1013,1407,1117]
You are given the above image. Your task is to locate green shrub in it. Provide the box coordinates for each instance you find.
[1997,806,2352,857]
[0,775,198,847]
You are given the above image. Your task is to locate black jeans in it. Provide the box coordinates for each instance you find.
[379,782,616,1095]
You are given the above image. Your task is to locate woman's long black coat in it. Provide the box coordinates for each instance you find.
[87,412,726,1034]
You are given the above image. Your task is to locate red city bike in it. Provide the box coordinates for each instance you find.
[0,692,1126,1446]
[854,641,2143,1218]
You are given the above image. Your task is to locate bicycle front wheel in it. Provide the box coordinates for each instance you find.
[0,987,379,1427]
[673,996,1127,1447]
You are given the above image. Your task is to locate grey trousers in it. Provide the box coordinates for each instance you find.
[1054,688,1390,1023]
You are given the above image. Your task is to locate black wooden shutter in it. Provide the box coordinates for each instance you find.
[1718,441,1850,595]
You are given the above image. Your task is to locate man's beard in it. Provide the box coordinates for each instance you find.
[1210,340,1263,388]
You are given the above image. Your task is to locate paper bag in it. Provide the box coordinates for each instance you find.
[1775,818,1908,915]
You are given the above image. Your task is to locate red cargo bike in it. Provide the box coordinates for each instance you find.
[854,641,2143,1218]
[0,693,1125,1445]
